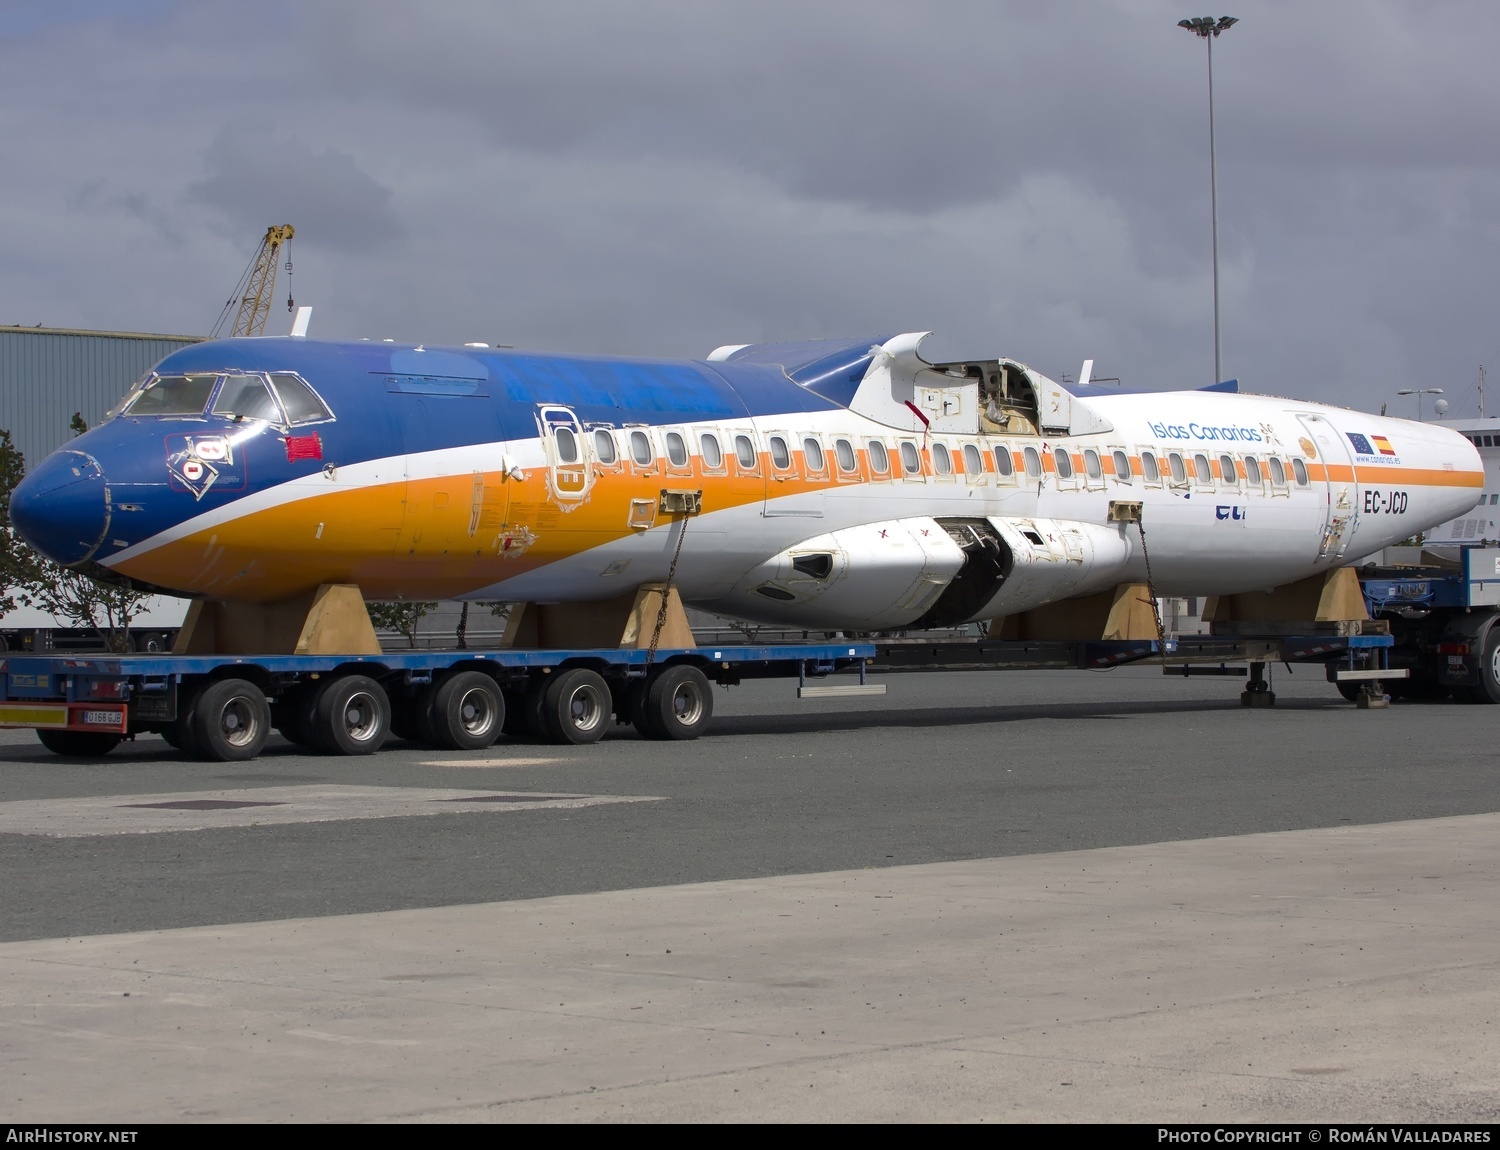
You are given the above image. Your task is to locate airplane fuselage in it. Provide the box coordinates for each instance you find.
[11,334,1483,631]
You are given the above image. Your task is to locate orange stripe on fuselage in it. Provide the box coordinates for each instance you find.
[108,439,1483,603]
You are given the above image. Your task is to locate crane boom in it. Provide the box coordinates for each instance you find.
[212,225,295,338]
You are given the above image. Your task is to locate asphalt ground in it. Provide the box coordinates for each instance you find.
[0,663,1494,944]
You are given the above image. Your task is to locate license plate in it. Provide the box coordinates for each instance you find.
[83,710,123,726]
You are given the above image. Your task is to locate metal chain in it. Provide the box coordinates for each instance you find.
[646,512,691,667]
[1136,511,1170,667]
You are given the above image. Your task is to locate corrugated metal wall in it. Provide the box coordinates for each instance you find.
[0,326,202,465]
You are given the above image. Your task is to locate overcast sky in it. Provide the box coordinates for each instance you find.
[4,0,1498,416]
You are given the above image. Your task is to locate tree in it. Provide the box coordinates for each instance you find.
[0,429,40,617]
[366,600,436,648]
[0,422,155,652]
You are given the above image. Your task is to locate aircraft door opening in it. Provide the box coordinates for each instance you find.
[1297,413,1359,562]
[539,406,592,502]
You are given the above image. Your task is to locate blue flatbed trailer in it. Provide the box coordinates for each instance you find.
[0,621,1414,761]
[0,641,880,760]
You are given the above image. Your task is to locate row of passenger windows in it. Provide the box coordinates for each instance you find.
[552,426,1312,488]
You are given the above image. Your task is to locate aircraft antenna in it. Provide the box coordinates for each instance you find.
[210,225,296,338]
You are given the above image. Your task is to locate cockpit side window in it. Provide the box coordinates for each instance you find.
[268,373,334,424]
[212,374,284,422]
[126,373,218,417]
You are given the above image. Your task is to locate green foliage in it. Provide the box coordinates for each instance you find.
[0,425,152,651]
[69,412,89,437]
[366,600,436,648]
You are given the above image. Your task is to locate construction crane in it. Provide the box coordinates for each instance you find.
[211,224,295,337]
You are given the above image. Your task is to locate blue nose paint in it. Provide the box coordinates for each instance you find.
[10,450,110,565]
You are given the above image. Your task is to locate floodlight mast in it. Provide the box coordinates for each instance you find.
[1396,387,1444,422]
[1178,16,1237,386]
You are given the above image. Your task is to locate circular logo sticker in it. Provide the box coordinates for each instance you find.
[182,459,204,482]
[1298,437,1317,458]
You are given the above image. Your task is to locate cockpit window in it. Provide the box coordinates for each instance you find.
[268,373,333,424]
[126,373,218,417]
[212,374,283,422]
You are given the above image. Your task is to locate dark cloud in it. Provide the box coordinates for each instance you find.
[188,125,402,252]
[1,0,1499,416]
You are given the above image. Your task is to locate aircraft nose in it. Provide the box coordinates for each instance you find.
[10,450,111,566]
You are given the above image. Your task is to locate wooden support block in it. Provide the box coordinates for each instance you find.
[171,584,383,656]
[982,583,1158,642]
[499,584,696,650]
[1204,567,1369,625]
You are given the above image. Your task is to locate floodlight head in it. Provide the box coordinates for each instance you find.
[1179,16,1237,37]
[1397,389,1417,396]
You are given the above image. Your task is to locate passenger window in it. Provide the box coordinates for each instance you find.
[630,430,654,466]
[212,374,283,422]
[665,431,688,467]
[803,437,825,472]
[994,445,1015,477]
[900,441,921,475]
[1168,452,1187,483]
[835,439,857,472]
[1023,446,1042,478]
[1084,449,1103,480]
[127,373,218,416]
[933,443,952,474]
[1293,458,1309,485]
[963,443,982,476]
[1054,448,1074,479]
[735,434,756,469]
[1193,453,1212,483]
[594,429,618,464]
[1268,457,1287,485]
[267,373,333,424]
[1141,451,1160,483]
[868,440,890,474]
[1218,454,1237,484]
[1112,450,1132,481]
[770,435,792,470]
[1245,455,1263,484]
[699,432,723,469]
[554,426,581,464]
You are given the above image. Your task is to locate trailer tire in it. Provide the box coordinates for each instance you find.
[541,668,611,745]
[639,665,712,741]
[388,694,424,743]
[190,678,271,762]
[500,688,531,736]
[311,675,390,755]
[1336,681,1363,704]
[1458,628,1500,704]
[37,729,121,757]
[626,678,659,739]
[272,687,316,748]
[428,672,504,750]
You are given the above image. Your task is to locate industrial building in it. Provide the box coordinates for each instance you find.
[0,325,202,465]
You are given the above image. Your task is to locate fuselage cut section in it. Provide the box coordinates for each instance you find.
[10,334,1484,630]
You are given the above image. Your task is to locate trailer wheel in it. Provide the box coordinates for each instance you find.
[626,678,659,738]
[639,666,712,741]
[190,678,271,762]
[500,687,531,736]
[37,729,121,757]
[428,671,504,750]
[1458,628,1500,704]
[311,674,390,755]
[542,668,611,745]
[269,685,317,748]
